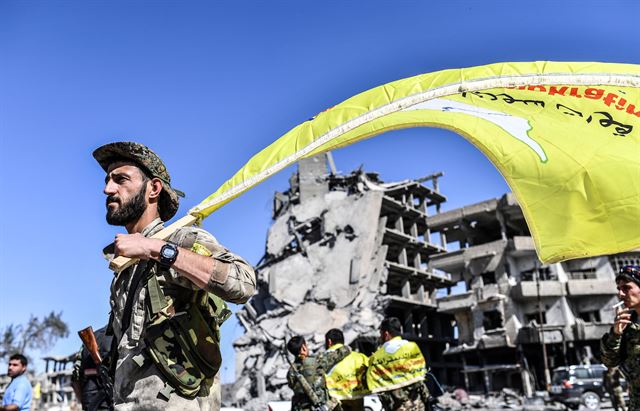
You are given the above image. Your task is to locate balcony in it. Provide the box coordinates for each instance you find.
[566,279,616,296]
[573,321,613,340]
[511,281,564,300]
[517,325,567,344]
[385,294,438,309]
[430,239,508,275]
[437,291,475,313]
[509,236,536,257]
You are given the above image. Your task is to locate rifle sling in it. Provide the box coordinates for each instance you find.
[107,261,155,378]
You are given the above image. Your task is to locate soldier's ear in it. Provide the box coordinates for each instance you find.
[148,178,163,200]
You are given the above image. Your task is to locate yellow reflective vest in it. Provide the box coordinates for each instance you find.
[366,337,426,393]
[325,344,370,400]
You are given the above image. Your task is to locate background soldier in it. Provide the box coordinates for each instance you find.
[94,142,256,410]
[286,336,332,411]
[600,265,640,410]
[367,318,430,411]
[323,329,369,411]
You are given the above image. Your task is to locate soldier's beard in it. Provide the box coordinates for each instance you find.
[106,185,147,226]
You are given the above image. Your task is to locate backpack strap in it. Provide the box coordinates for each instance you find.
[121,261,155,335]
[107,261,155,377]
[147,265,170,316]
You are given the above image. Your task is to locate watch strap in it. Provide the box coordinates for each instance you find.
[159,241,179,268]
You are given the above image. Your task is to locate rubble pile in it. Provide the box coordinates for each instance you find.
[436,388,564,411]
[232,156,390,409]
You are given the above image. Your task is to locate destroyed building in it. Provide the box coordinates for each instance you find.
[232,154,634,407]
[232,154,456,409]
[39,354,76,408]
[430,195,637,395]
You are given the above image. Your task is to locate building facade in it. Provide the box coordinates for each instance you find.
[430,194,636,394]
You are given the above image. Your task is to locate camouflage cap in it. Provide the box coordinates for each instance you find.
[93,142,185,221]
[616,265,640,287]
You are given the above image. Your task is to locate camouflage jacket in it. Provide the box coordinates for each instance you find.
[286,345,351,411]
[106,218,256,410]
[320,344,352,374]
[600,311,640,409]
[287,356,329,411]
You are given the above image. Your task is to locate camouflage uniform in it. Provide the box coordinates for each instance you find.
[600,311,639,410]
[378,382,428,411]
[319,345,352,375]
[287,356,329,411]
[286,346,351,411]
[603,368,626,411]
[106,218,256,411]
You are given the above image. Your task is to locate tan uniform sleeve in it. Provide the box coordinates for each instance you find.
[206,242,256,303]
[170,226,256,304]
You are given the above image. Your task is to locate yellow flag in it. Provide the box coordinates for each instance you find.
[190,61,640,263]
[366,337,426,393]
[325,347,370,400]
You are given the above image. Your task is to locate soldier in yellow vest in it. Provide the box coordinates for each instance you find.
[366,318,430,411]
[323,329,370,411]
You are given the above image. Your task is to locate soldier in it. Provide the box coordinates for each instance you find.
[323,329,369,411]
[600,265,640,410]
[286,336,333,411]
[366,318,430,411]
[603,367,626,411]
[93,142,256,410]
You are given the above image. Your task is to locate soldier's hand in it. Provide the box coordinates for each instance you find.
[613,307,632,335]
[114,233,162,260]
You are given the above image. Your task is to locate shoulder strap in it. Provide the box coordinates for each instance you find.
[107,261,154,377]
[147,265,169,316]
[121,261,155,333]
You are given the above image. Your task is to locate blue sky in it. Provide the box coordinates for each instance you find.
[0,1,638,382]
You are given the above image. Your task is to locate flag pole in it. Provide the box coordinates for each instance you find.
[109,214,198,273]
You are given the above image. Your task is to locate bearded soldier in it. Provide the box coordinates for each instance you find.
[94,142,256,410]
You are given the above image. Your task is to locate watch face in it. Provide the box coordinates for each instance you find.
[162,244,177,259]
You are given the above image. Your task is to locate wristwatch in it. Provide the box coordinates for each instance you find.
[159,242,179,268]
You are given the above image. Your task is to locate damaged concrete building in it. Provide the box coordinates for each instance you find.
[231,154,637,407]
[232,154,456,408]
[430,194,638,395]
